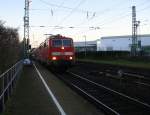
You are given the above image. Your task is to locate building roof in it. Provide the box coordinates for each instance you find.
[74,41,97,47]
[101,34,150,39]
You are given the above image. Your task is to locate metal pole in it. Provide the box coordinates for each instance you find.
[24,0,30,58]
[131,6,139,56]
[132,6,136,56]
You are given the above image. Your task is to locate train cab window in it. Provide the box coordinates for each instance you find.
[63,39,72,47]
[52,39,62,47]
[52,39,72,47]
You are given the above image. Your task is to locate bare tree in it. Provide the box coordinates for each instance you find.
[0,20,21,73]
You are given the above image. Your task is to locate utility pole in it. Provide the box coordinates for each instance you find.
[24,0,30,58]
[131,6,140,56]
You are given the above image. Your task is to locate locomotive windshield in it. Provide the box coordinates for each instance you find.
[63,39,72,47]
[52,39,72,47]
[52,39,62,47]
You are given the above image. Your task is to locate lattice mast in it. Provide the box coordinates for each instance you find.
[24,0,30,58]
[131,6,138,56]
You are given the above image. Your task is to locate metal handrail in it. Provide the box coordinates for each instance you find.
[0,60,23,112]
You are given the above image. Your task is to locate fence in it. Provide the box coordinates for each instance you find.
[0,60,23,112]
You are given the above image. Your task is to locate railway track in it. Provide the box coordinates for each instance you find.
[89,69,150,88]
[69,68,150,105]
[77,61,150,82]
[71,62,150,102]
[55,71,150,115]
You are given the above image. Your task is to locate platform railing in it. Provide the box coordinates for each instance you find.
[0,60,23,112]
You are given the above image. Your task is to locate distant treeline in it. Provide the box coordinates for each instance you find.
[0,20,22,73]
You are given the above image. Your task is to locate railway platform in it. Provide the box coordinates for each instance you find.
[3,62,103,115]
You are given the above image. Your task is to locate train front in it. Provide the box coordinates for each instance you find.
[49,35,75,69]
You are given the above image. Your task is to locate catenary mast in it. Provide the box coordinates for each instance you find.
[131,6,140,56]
[24,0,30,58]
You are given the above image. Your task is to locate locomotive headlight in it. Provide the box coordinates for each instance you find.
[52,56,57,60]
[69,56,73,60]
[61,46,64,50]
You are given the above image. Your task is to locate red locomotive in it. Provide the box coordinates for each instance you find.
[33,34,75,70]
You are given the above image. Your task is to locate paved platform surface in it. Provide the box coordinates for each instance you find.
[3,62,104,115]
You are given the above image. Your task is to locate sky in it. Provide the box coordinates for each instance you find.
[0,0,150,47]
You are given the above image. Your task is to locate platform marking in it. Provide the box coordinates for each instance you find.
[33,64,66,115]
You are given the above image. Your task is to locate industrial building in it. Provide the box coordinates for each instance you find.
[74,34,150,53]
[99,34,150,52]
[74,41,97,52]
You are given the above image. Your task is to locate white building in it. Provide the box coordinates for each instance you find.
[99,34,150,51]
[74,34,150,53]
[74,41,97,52]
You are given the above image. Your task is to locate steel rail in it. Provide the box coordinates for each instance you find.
[72,84,120,115]
[68,71,150,109]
